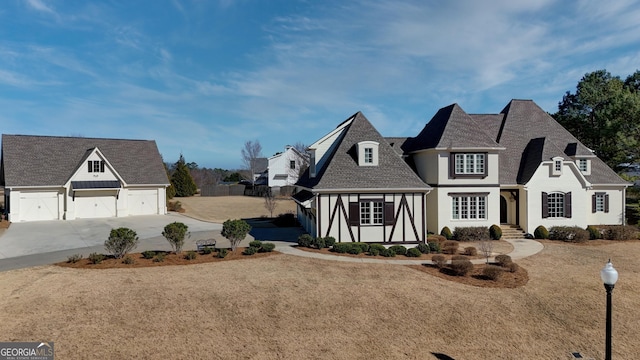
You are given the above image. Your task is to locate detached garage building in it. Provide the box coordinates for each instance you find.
[1,134,170,222]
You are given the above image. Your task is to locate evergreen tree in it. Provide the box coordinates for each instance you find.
[171,154,197,197]
[165,162,176,199]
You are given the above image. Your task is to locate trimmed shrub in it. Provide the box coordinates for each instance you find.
[369,244,386,253]
[432,254,446,268]
[222,219,251,252]
[381,248,396,257]
[463,246,478,256]
[506,262,519,273]
[104,227,139,259]
[483,265,503,280]
[249,240,263,248]
[587,225,602,240]
[417,243,430,254]
[453,227,490,241]
[406,248,422,257]
[548,226,589,243]
[442,241,459,255]
[122,256,135,265]
[450,259,473,276]
[88,252,105,264]
[184,251,197,260]
[142,251,156,259]
[451,255,469,261]
[153,253,165,262]
[354,242,370,253]
[332,243,351,253]
[243,246,258,255]
[440,226,453,240]
[347,245,363,255]
[162,222,190,253]
[428,235,447,245]
[389,245,407,256]
[217,248,228,258]
[259,242,276,252]
[313,237,326,249]
[324,237,336,248]
[201,247,214,255]
[67,254,83,263]
[534,225,549,239]
[604,225,638,240]
[368,248,380,256]
[495,254,512,267]
[428,241,441,254]
[489,224,502,240]
[298,234,314,248]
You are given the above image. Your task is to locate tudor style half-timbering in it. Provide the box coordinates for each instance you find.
[1,135,170,222]
[294,112,431,244]
[403,100,628,234]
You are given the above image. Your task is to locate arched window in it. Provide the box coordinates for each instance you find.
[542,191,572,218]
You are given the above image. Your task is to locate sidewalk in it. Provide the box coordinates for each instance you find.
[271,238,544,265]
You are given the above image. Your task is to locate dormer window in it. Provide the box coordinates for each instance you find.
[357,141,379,166]
[88,160,105,173]
[551,157,563,176]
[576,158,590,175]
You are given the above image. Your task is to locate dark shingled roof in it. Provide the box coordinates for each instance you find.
[1,134,170,187]
[404,104,501,152]
[297,112,429,191]
[474,100,625,185]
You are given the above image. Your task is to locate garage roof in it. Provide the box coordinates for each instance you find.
[1,135,170,187]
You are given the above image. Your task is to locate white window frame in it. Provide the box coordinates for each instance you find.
[595,193,605,212]
[451,195,487,220]
[454,153,485,175]
[578,159,587,172]
[547,192,565,218]
[364,148,373,164]
[360,200,383,225]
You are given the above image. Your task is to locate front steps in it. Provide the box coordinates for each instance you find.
[500,224,526,240]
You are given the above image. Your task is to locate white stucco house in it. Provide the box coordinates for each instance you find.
[1,134,170,222]
[294,100,628,243]
[264,146,309,188]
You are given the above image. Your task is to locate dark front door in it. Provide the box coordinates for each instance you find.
[500,196,507,223]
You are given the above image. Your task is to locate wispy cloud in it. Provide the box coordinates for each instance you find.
[25,0,56,15]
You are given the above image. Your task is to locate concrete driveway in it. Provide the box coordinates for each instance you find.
[0,213,222,271]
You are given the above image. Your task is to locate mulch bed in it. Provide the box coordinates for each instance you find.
[408,263,529,288]
[294,246,487,260]
[0,220,9,229]
[56,249,280,269]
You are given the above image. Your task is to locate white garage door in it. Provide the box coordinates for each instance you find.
[128,189,159,215]
[19,192,59,221]
[75,193,117,219]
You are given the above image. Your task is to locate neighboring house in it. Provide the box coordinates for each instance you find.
[294,99,628,243]
[294,112,431,243]
[1,134,170,222]
[265,146,309,188]
[251,158,269,185]
[403,99,628,234]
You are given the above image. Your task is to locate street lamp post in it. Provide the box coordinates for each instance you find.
[600,259,618,360]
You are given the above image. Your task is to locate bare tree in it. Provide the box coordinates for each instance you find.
[287,143,310,185]
[241,140,263,186]
[478,238,494,264]
[264,192,277,217]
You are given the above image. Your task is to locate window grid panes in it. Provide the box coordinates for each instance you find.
[360,202,370,224]
[578,159,588,172]
[595,194,605,212]
[454,153,485,174]
[555,160,562,172]
[290,160,296,170]
[452,195,487,220]
[360,201,383,225]
[364,148,373,163]
[373,202,383,224]
[548,192,565,217]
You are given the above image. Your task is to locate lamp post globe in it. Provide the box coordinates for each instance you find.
[601,259,618,360]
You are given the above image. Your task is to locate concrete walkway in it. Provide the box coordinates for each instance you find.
[271,238,544,265]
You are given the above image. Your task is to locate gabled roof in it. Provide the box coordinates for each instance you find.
[254,158,268,174]
[404,104,502,152]
[297,112,429,191]
[476,100,625,185]
[1,134,169,187]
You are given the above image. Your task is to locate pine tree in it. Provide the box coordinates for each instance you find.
[171,154,197,197]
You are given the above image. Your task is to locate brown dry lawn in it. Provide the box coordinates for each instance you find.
[172,195,297,222]
[0,196,639,359]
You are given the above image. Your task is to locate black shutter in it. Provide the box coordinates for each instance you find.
[565,192,572,218]
[384,202,395,225]
[592,194,596,213]
[100,161,105,172]
[605,194,610,213]
[541,192,548,218]
[349,202,360,226]
[87,161,92,173]
[449,153,455,178]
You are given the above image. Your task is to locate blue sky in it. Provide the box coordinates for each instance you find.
[2,0,640,170]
